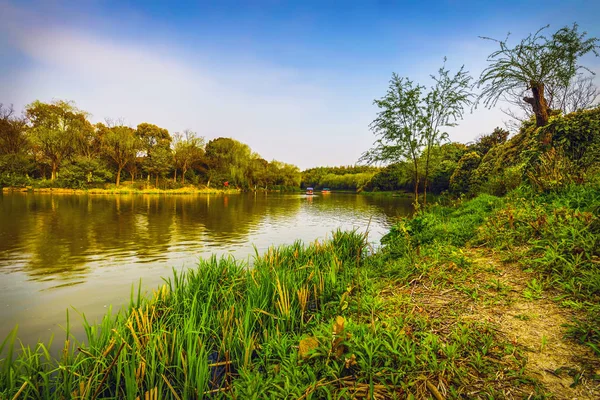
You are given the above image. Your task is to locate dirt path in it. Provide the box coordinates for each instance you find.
[378,248,599,398]
[464,249,599,399]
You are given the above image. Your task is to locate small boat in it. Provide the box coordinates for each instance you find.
[321,188,331,194]
[306,187,314,195]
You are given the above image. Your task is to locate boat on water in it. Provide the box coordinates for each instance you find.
[321,188,331,194]
[306,187,314,195]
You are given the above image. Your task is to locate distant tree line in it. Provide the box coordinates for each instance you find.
[0,100,301,190]
[301,165,380,191]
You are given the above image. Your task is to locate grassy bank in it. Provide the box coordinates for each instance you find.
[1,186,242,195]
[1,185,599,398]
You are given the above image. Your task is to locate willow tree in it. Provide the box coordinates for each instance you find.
[477,23,599,128]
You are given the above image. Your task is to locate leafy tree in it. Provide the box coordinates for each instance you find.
[477,23,599,128]
[470,127,510,156]
[25,100,93,180]
[0,104,31,176]
[248,157,269,189]
[0,104,29,156]
[172,129,205,184]
[450,151,481,194]
[136,122,172,155]
[362,62,472,204]
[143,146,172,187]
[501,74,599,130]
[361,74,425,203]
[101,124,140,186]
[136,122,172,184]
[422,62,472,204]
[203,138,251,187]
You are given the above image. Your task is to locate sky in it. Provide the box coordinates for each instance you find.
[1,0,599,169]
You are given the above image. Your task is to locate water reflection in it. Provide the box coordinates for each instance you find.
[0,192,412,347]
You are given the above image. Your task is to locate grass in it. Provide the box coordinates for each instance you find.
[2,186,241,195]
[0,227,541,399]
[2,183,598,398]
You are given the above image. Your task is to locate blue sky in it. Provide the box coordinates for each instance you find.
[1,0,599,169]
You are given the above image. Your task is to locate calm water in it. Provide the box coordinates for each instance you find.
[0,192,412,348]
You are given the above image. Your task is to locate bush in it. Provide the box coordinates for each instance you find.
[449,152,481,195]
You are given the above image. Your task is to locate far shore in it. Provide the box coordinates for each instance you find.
[1,186,243,195]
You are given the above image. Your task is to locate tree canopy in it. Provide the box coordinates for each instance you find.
[477,23,599,127]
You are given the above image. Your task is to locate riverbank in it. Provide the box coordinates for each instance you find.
[1,185,598,398]
[1,186,243,195]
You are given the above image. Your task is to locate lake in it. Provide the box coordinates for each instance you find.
[0,192,412,349]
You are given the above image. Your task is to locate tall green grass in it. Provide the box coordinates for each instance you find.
[1,225,537,398]
[0,231,369,399]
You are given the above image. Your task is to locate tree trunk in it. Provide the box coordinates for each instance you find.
[116,166,122,186]
[173,169,177,183]
[412,159,420,206]
[182,167,187,184]
[51,162,58,181]
[130,171,134,184]
[423,153,431,207]
[524,81,550,127]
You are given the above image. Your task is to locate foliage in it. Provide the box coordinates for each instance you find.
[477,23,599,127]
[302,165,380,191]
[0,228,540,398]
[477,184,600,352]
[172,130,205,184]
[449,151,481,194]
[26,100,94,180]
[362,63,472,204]
[100,124,140,186]
[360,73,425,201]
[538,106,600,176]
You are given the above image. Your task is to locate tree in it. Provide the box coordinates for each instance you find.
[143,146,172,187]
[136,122,171,184]
[470,127,510,156]
[450,151,481,194]
[361,63,472,205]
[478,23,599,128]
[203,138,251,187]
[501,74,599,130]
[0,104,29,155]
[136,122,172,155]
[422,62,472,204]
[0,104,31,176]
[172,129,205,184]
[25,100,93,180]
[100,124,140,186]
[360,74,425,203]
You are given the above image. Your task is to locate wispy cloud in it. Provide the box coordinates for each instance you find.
[1,2,376,168]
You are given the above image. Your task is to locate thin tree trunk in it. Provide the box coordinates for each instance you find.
[424,151,431,207]
[174,169,177,182]
[116,166,122,186]
[182,167,187,184]
[413,162,420,206]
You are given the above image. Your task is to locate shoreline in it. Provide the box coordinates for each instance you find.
[2,186,242,195]
[1,186,598,398]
